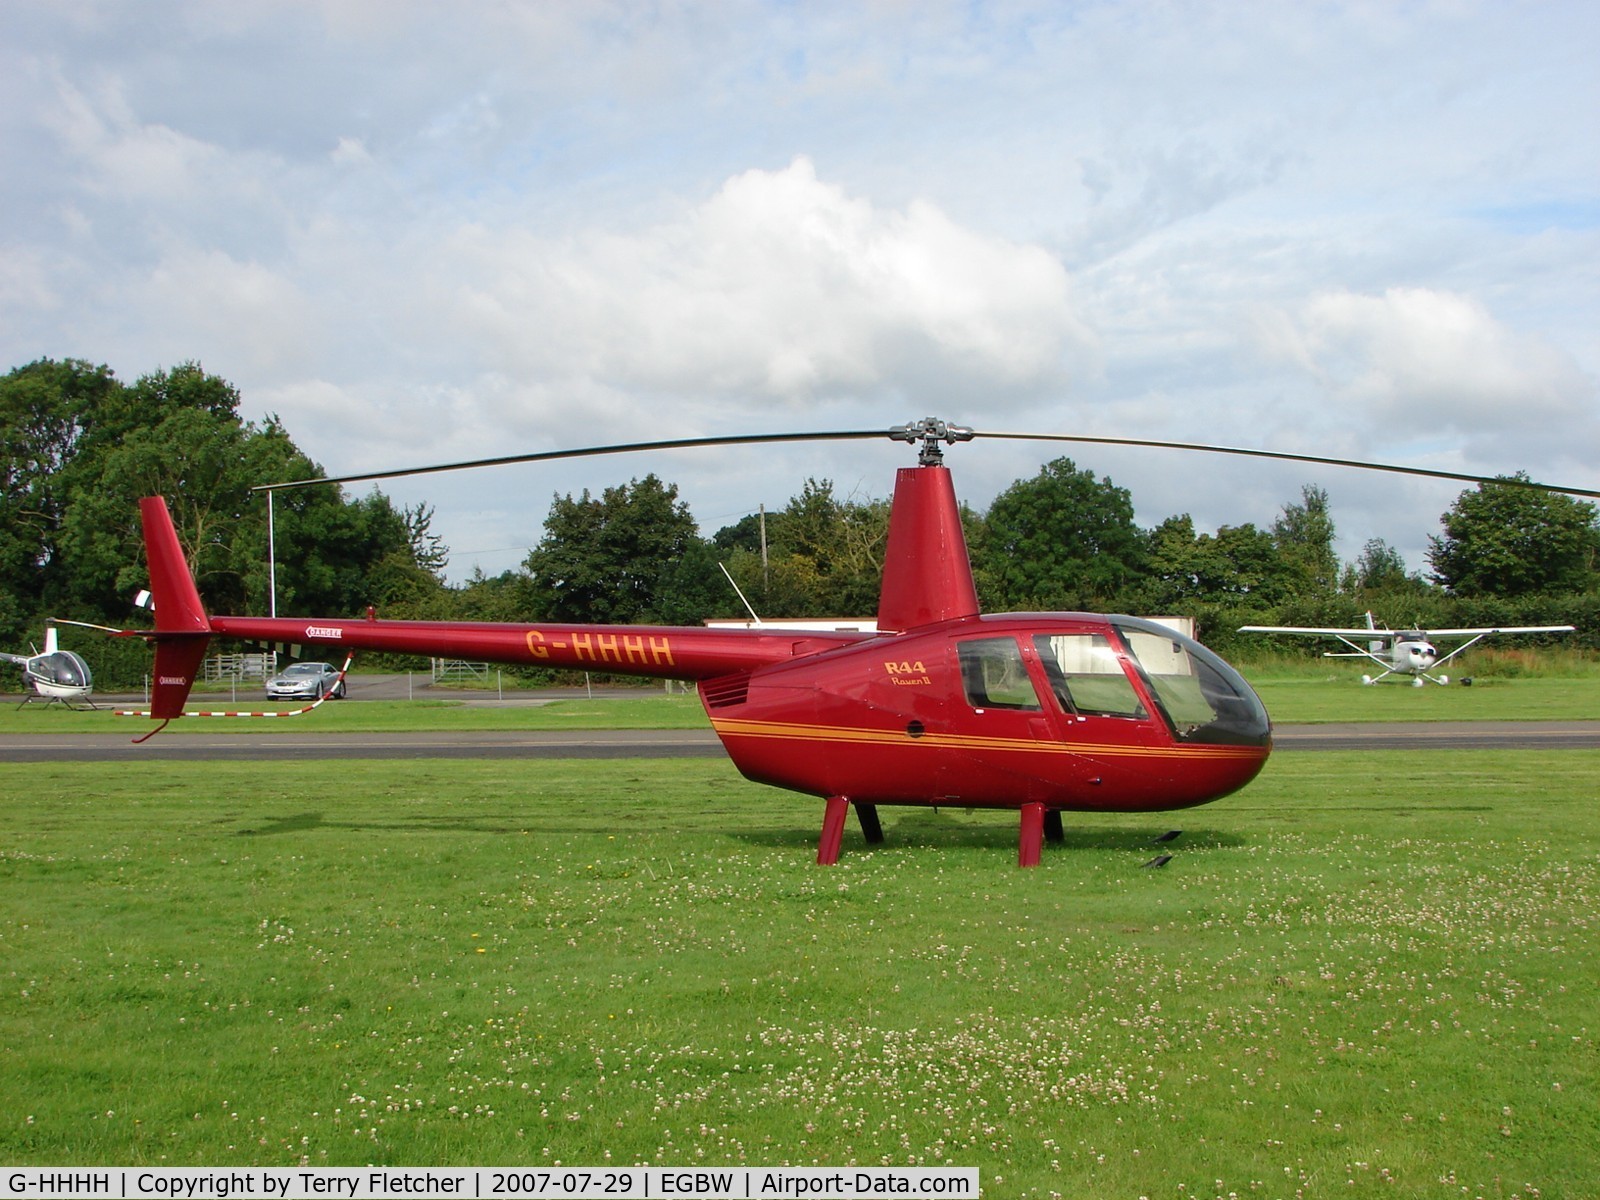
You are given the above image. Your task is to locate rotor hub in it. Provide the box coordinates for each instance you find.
[889,417,976,465]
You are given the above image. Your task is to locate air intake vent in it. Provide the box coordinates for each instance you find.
[700,673,751,709]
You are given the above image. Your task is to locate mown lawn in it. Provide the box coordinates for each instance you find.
[1,752,1595,1198]
[1246,674,1600,722]
[3,673,1599,736]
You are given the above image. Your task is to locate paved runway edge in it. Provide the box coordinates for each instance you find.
[3,722,1599,762]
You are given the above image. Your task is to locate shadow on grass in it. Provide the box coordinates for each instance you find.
[235,810,543,837]
[231,806,1248,860]
[730,808,1249,854]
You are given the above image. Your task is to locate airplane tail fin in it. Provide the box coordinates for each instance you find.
[138,496,213,719]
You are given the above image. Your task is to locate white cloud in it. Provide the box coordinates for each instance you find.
[435,158,1094,418]
[1261,286,1597,453]
[42,70,226,204]
[0,245,59,314]
[141,249,317,373]
[3,0,1598,583]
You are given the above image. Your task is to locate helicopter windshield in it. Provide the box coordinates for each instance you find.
[1110,618,1270,746]
[35,651,90,687]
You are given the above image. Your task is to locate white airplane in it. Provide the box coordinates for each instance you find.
[1239,613,1575,686]
[1,623,95,706]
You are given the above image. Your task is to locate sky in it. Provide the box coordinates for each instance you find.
[3,0,1597,594]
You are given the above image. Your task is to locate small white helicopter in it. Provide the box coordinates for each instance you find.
[1,623,95,707]
[1240,613,1575,686]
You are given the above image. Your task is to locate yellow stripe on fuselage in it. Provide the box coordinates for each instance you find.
[708,717,1264,760]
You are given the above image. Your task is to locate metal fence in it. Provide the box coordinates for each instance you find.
[205,652,275,681]
[431,659,492,684]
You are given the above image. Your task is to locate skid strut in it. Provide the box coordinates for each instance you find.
[1019,802,1046,867]
[817,798,888,864]
[818,796,849,865]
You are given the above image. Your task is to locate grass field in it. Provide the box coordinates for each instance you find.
[3,672,1600,736]
[1247,675,1600,723]
[0,693,715,735]
[1,748,1596,1198]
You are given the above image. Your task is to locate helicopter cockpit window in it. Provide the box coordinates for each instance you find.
[1111,618,1271,747]
[958,638,1041,711]
[38,652,89,687]
[1031,634,1146,719]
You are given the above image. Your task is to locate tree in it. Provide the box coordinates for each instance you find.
[452,567,540,622]
[523,474,706,624]
[13,361,447,623]
[656,536,734,625]
[1143,513,1206,607]
[712,480,893,618]
[1202,523,1294,600]
[1349,538,1414,593]
[1272,485,1339,595]
[974,457,1147,609]
[1132,511,1304,612]
[774,479,888,614]
[1427,475,1600,597]
[1,356,451,681]
[400,502,448,577]
[0,359,121,635]
[264,488,445,615]
[60,405,260,611]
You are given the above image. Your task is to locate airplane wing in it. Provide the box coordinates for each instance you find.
[1237,625,1392,637]
[1240,623,1575,639]
[1419,625,1575,638]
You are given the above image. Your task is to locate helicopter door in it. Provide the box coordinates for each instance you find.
[1029,631,1173,758]
[951,636,1054,803]
[1031,633,1149,724]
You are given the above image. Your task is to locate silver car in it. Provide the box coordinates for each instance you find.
[265,661,346,701]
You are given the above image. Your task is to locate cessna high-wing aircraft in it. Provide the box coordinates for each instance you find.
[1240,614,1575,686]
[1,624,95,706]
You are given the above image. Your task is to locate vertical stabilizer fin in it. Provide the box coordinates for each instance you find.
[140,497,210,634]
[138,496,213,719]
[876,465,980,632]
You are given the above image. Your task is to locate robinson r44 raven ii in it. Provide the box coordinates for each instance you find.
[125,418,1596,866]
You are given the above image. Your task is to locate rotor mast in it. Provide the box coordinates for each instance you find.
[879,419,981,631]
[889,417,975,466]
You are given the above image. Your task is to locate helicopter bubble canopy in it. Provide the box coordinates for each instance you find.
[33,651,91,688]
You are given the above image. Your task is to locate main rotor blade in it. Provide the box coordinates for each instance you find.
[252,429,886,493]
[251,417,1600,502]
[972,430,1600,500]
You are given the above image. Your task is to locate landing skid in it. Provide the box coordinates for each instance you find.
[816,799,1062,867]
[15,692,98,710]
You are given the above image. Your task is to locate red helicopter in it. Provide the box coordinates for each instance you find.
[128,418,1594,866]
